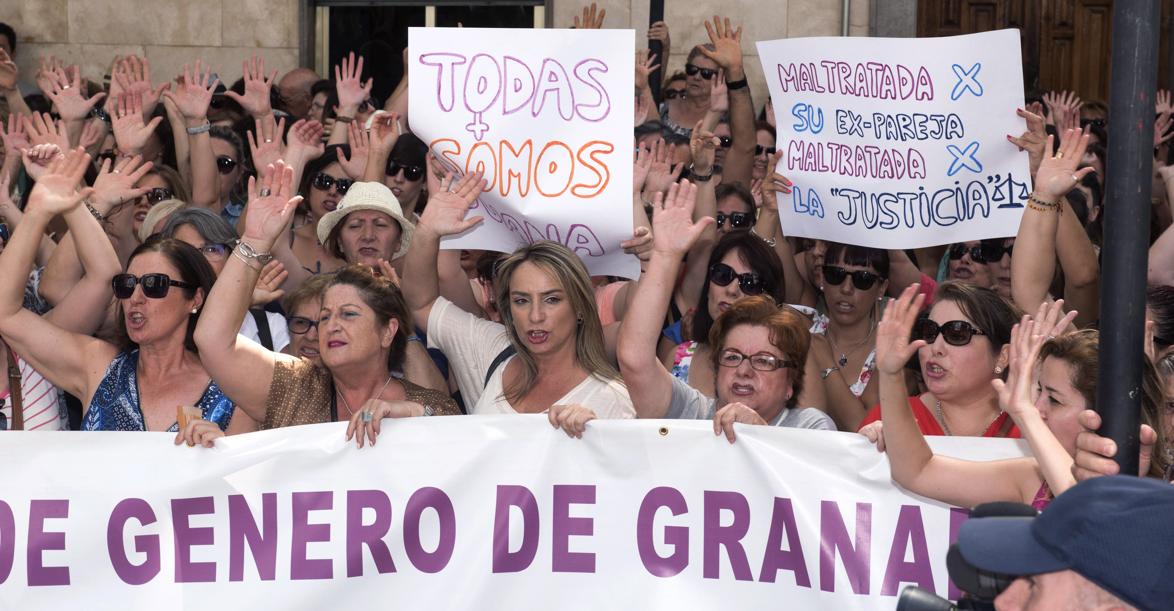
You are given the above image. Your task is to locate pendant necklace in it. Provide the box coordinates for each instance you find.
[337,374,395,418]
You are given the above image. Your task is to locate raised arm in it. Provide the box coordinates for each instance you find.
[873,285,1035,507]
[0,148,116,400]
[163,62,220,210]
[401,162,486,331]
[328,52,372,147]
[755,151,812,305]
[698,17,753,187]
[224,55,278,120]
[675,122,719,313]
[618,181,714,418]
[193,162,301,422]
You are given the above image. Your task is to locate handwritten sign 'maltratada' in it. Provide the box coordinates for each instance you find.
[757,29,1032,249]
[410,28,636,277]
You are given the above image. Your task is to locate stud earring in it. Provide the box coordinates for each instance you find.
[994,366,1003,375]
[191,308,199,314]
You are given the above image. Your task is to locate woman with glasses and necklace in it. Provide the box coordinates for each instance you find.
[809,242,888,431]
[0,148,250,434]
[620,181,833,441]
[857,280,1022,440]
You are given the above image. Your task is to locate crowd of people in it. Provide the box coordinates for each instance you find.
[0,7,1172,608]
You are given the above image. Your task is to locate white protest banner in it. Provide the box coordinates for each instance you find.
[756,29,1032,249]
[0,418,1029,610]
[409,28,637,278]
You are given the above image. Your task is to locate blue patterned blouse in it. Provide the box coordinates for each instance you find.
[82,350,235,432]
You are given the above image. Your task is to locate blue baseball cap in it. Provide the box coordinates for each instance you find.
[959,476,1174,611]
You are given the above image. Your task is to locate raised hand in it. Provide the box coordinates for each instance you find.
[44,67,107,122]
[0,49,18,91]
[1155,113,1174,148]
[635,49,659,93]
[26,146,93,216]
[573,2,606,29]
[1007,106,1047,177]
[1034,129,1095,201]
[644,138,684,195]
[338,121,370,179]
[759,151,793,212]
[22,143,61,181]
[114,55,170,119]
[647,20,671,47]
[283,119,325,164]
[992,319,1043,424]
[633,141,652,195]
[651,180,712,257]
[91,154,154,214]
[0,113,31,157]
[224,55,277,118]
[162,61,218,122]
[548,404,597,439]
[334,52,373,116]
[34,55,65,98]
[251,259,288,306]
[620,226,654,263]
[111,93,163,154]
[24,112,71,151]
[708,69,729,114]
[247,113,285,179]
[368,112,402,157]
[1072,409,1156,481]
[875,284,927,375]
[419,162,487,237]
[78,118,109,156]
[1159,89,1174,116]
[698,16,744,73]
[689,120,719,176]
[243,160,302,246]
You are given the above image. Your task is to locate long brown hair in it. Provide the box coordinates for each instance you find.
[326,265,409,372]
[493,241,620,404]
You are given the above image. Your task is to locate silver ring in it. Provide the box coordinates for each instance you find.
[61,84,71,90]
[361,410,374,423]
[265,138,272,143]
[111,169,120,174]
[258,187,271,197]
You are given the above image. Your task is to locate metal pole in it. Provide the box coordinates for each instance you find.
[648,0,665,103]
[1098,0,1161,476]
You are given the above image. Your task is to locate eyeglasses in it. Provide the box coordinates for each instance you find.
[216,156,238,175]
[312,172,353,195]
[717,135,733,149]
[664,89,686,100]
[685,63,717,80]
[386,159,424,181]
[111,273,197,299]
[1080,118,1106,129]
[715,211,752,230]
[195,243,234,261]
[822,265,882,290]
[143,188,174,205]
[709,262,765,295]
[717,348,792,371]
[288,316,319,335]
[913,318,988,346]
[755,145,776,156]
[948,242,1013,265]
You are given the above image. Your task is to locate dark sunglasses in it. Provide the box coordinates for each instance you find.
[685,63,717,80]
[312,172,353,195]
[111,273,197,300]
[948,242,1013,265]
[288,316,318,335]
[914,318,987,346]
[717,135,733,149]
[144,188,174,205]
[717,348,792,371]
[664,89,686,100]
[358,97,382,113]
[755,145,776,156]
[386,159,424,181]
[709,262,765,295]
[1080,118,1106,129]
[0,223,8,243]
[822,265,882,290]
[715,211,752,229]
[216,155,238,175]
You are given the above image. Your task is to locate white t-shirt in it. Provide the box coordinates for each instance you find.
[427,297,634,418]
[239,310,290,352]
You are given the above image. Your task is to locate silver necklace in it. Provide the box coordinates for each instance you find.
[337,374,395,418]
[935,399,1003,437]
[827,319,876,367]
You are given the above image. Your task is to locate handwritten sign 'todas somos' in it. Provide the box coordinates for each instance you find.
[757,29,1032,249]
[410,28,636,277]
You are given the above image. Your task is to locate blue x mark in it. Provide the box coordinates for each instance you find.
[950,63,984,101]
[946,141,983,176]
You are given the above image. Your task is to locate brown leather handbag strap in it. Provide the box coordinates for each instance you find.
[5,345,23,431]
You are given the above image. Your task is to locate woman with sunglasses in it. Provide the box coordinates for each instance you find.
[810,243,889,431]
[752,122,776,181]
[620,181,833,440]
[290,148,349,275]
[857,280,1022,439]
[0,149,251,434]
[188,162,458,447]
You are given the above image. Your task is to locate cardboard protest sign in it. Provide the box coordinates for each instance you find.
[410,28,637,277]
[757,29,1032,249]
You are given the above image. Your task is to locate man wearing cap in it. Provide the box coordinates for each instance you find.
[958,475,1174,610]
[316,181,415,270]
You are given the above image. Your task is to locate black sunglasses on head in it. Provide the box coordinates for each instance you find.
[111,273,197,300]
[386,159,424,181]
[312,172,353,195]
[664,89,686,100]
[709,262,765,296]
[715,211,752,230]
[685,63,717,80]
[948,242,1013,265]
[914,318,987,346]
[822,265,882,290]
[216,155,238,175]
